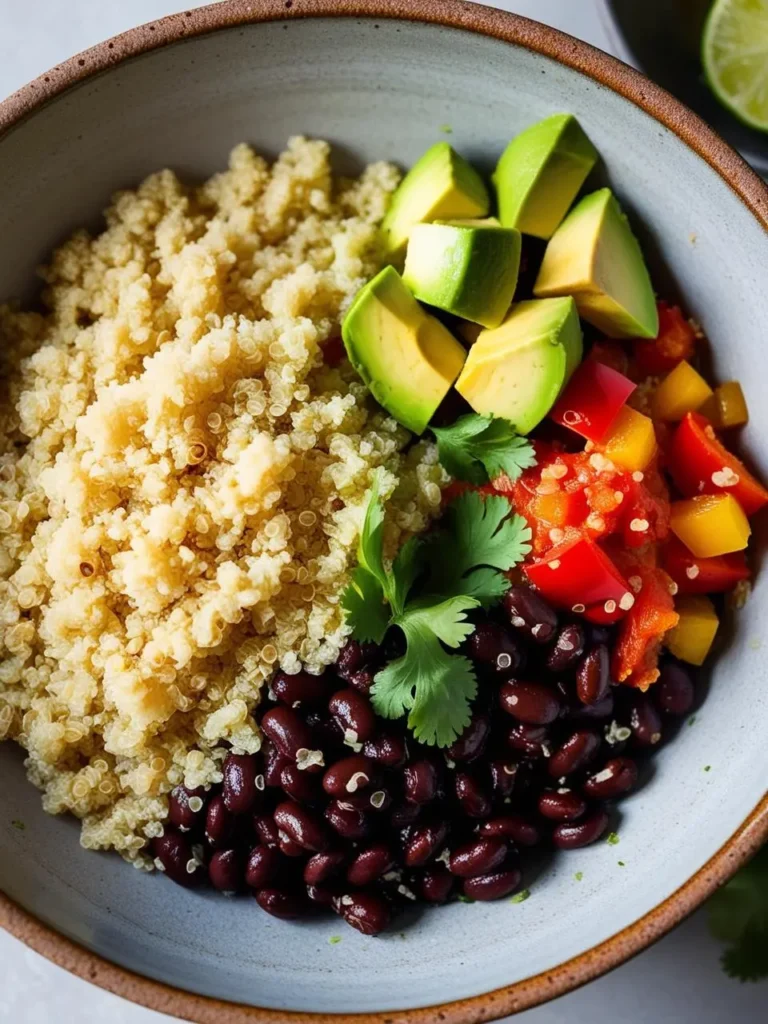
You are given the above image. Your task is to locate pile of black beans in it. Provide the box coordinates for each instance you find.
[152,585,696,936]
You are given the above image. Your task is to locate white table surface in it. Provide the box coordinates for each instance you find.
[0,1,765,1021]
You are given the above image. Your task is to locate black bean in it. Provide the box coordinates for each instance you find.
[538,790,587,821]
[363,732,407,768]
[553,808,609,849]
[479,815,541,847]
[336,640,378,680]
[347,668,376,695]
[254,887,305,920]
[264,742,291,788]
[205,794,236,850]
[499,680,561,725]
[628,695,664,748]
[328,689,377,744]
[469,622,525,676]
[568,692,615,722]
[548,729,601,778]
[325,800,373,840]
[274,800,330,852]
[338,891,391,936]
[322,755,376,797]
[575,645,611,705]
[253,813,279,849]
[446,712,490,762]
[389,802,422,828]
[347,843,396,886]
[245,845,282,888]
[403,760,440,804]
[209,849,245,892]
[261,706,314,760]
[168,786,206,833]
[272,669,330,708]
[304,850,346,886]
[463,867,521,901]
[488,759,520,802]
[506,722,550,758]
[152,831,205,887]
[503,584,558,644]
[306,882,342,906]
[280,763,322,805]
[654,662,695,717]
[455,773,492,818]
[404,820,449,867]
[449,838,507,878]
[278,832,306,857]
[546,623,586,673]
[222,753,262,815]
[420,866,455,903]
[583,757,639,800]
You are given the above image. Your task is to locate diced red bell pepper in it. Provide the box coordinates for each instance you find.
[524,534,634,623]
[662,536,750,595]
[668,412,768,517]
[612,562,679,690]
[550,360,636,443]
[632,301,696,377]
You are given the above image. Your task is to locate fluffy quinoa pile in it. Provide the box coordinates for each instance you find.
[0,138,447,866]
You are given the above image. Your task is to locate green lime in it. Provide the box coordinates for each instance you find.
[702,0,768,133]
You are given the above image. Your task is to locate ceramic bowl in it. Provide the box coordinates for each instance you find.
[1,2,767,1021]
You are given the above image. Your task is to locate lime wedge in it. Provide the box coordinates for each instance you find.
[702,0,768,133]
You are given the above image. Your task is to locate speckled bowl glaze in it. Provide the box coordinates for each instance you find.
[1,2,767,1021]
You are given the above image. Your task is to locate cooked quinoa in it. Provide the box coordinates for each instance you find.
[0,137,447,866]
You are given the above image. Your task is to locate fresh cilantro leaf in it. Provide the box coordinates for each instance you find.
[708,845,768,982]
[370,598,479,747]
[432,414,536,485]
[509,889,530,904]
[390,536,425,616]
[341,567,390,643]
[356,470,392,600]
[427,491,532,606]
[606,832,620,846]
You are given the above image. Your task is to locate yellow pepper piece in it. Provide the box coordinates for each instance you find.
[670,493,751,557]
[652,360,713,422]
[699,381,749,430]
[600,406,656,473]
[666,595,719,666]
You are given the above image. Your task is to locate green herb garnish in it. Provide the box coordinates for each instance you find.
[708,846,768,982]
[510,889,530,904]
[574,872,583,882]
[11,820,25,831]
[328,935,342,945]
[431,414,536,486]
[342,472,531,747]
[606,832,620,846]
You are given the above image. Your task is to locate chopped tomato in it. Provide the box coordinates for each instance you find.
[550,360,636,443]
[668,412,768,516]
[632,301,696,377]
[609,550,679,690]
[662,536,750,595]
[524,535,633,623]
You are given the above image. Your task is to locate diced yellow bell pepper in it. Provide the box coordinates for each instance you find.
[600,406,656,473]
[699,381,749,430]
[666,595,719,666]
[652,360,713,422]
[670,493,751,557]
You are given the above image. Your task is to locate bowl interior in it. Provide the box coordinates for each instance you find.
[1,13,768,1016]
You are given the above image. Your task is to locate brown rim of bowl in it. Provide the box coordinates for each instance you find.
[0,0,767,1020]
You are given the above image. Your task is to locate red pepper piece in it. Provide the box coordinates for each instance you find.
[668,412,768,517]
[524,535,633,621]
[632,301,696,377]
[662,536,750,595]
[550,361,636,443]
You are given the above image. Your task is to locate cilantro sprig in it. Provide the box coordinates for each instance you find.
[431,413,536,486]
[341,469,532,747]
[708,845,768,982]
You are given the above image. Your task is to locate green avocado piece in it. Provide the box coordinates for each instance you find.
[381,143,490,262]
[402,221,521,329]
[342,266,467,435]
[534,188,658,339]
[455,298,583,434]
[493,114,598,240]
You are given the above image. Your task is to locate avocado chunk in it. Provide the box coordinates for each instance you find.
[342,266,467,435]
[381,143,490,262]
[494,114,598,240]
[454,298,583,434]
[402,221,521,329]
[534,188,658,339]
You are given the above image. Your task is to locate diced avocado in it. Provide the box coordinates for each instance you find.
[454,298,583,434]
[381,143,490,262]
[534,188,658,339]
[342,266,467,435]
[494,114,598,240]
[402,221,521,329]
